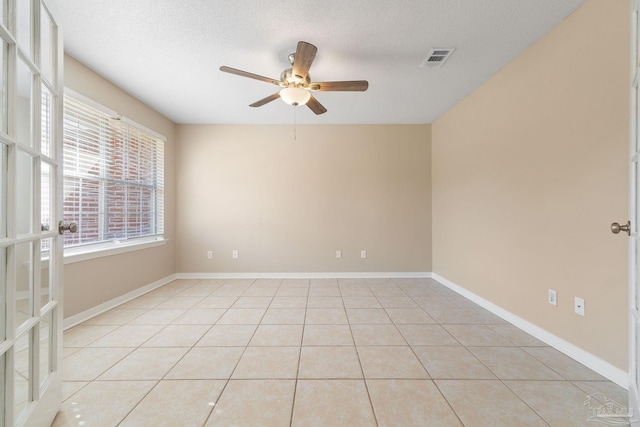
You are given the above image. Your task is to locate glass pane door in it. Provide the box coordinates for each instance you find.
[0,0,63,425]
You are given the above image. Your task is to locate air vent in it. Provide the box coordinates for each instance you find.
[419,48,455,68]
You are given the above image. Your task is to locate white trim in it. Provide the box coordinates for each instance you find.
[63,238,167,264]
[432,273,629,389]
[62,274,176,330]
[175,272,433,280]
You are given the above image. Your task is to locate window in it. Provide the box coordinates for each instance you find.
[62,94,164,256]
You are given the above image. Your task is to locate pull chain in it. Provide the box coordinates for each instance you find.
[294,107,297,141]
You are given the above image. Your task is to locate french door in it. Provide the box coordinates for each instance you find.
[0,0,64,425]
[631,1,640,424]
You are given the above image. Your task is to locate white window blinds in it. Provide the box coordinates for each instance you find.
[63,95,165,250]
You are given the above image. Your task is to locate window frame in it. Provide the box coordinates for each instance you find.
[61,89,166,263]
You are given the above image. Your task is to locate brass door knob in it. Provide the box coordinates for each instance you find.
[611,221,631,236]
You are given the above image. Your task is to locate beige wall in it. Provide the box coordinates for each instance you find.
[175,124,431,273]
[63,55,177,318]
[432,0,630,370]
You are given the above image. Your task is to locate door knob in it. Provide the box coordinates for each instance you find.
[58,221,78,235]
[611,220,631,236]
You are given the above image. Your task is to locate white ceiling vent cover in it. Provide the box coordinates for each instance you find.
[420,48,455,68]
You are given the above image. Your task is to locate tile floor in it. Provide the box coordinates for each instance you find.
[53,278,629,426]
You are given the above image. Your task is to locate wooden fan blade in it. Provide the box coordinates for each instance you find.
[310,80,369,92]
[220,66,282,86]
[250,93,281,107]
[306,95,327,115]
[292,41,317,81]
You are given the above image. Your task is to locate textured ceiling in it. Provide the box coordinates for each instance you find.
[56,0,586,124]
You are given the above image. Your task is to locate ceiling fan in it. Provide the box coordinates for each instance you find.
[220,41,368,115]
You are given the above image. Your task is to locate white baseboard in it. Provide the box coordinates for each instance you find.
[176,272,433,280]
[432,273,629,389]
[63,274,177,330]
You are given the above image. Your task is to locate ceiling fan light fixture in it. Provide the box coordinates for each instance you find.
[280,87,310,106]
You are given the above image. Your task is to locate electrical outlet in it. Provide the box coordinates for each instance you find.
[548,289,557,306]
[232,250,238,259]
[361,250,367,259]
[336,250,342,259]
[574,297,585,316]
[207,250,213,260]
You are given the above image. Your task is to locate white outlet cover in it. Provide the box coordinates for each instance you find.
[574,297,585,316]
[232,250,238,259]
[548,289,557,306]
[336,250,342,259]
[361,250,367,259]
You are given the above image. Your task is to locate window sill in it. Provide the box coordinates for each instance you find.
[63,238,167,265]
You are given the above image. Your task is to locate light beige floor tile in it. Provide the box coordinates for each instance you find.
[88,325,165,347]
[127,308,188,325]
[119,296,169,309]
[249,324,303,346]
[442,325,514,346]
[310,278,339,287]
[120,380,225,427]
[173,308,226,324]
[177,285,218,297]
[346,308,392,324]
[303,325,355,346]
[232,296,273,308]
[398,324,460,346]
[205,380,295,426]
[197,324,258,347]
[242,287,278,297]
[63,325,118,347]
[299,346,362,379]
[385,308,436,325]
[52,381,156,427]
[232,347,300,379]
[429,308,504,324]
[367,379,462,427]
[358,346,428,379]
[63,347,134,381]
[350,324,407,346]
[305,308,348,325]
[435,380,547,427]
[82,309,146,326]
[308,287,341,297]
[280,279,309,288]
[270,297,307,308]
[572,381,629,407]
[370,287,406,297]
[523,347,606,380]
[307,296,344,308]
[469,347,564,380]
[166,347,244,379]
[276,287,309,296]
[211,286,248,297]
[505,380,601,426]
[194,296,238,309]
[412,296,460,311]
[488,324,547,346]
[261,308,306,324]
[413,346,496,379]
[143,324,210,347]
[99,347,189,380]
[155,296,205,309]
[339,287,374,297]
[63,347,81,358]
[252,279,282,287]
[342,297,380,308]
[217,308,266,324]
[377,296,419,309]
[292,380,376,427]
[62,381,88,401]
